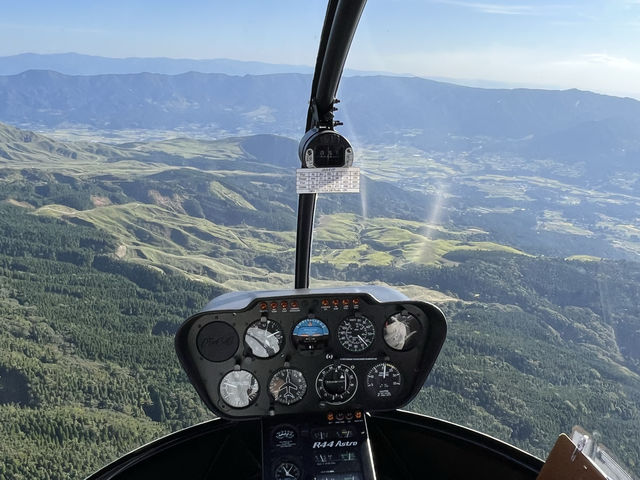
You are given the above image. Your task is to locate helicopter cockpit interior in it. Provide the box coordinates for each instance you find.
[175,286,445,479]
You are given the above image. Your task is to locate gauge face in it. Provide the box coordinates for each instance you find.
[219,370,259,408]
[245,318,284,358]
[269,368,307,405]
[366,363,402,399]
[292,317,330,351]
[316,364,358,405]
[274,462,300,480]
[383,311,421,351]
[273,425,298,448]
[337,314,375,353]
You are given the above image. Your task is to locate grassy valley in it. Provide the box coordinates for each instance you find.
[0,123,639,478]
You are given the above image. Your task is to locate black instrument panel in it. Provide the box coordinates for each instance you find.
[176,286,446,419]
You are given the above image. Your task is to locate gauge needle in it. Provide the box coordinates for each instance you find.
[357,335,366,345]
[383,364,387,378]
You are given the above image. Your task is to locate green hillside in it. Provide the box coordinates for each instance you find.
[1,123,639,478]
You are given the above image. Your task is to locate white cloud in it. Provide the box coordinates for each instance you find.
[554,53,639,70]
[432,0,566,16]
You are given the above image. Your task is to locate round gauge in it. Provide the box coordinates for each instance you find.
[383,311,421,351]
[366,363,402,399]
[245,318,284,358]
[337,314,376,353]
[219,370,260,408]
[292,317,330,351]
[316,364,358,405]
[269,368,307,405]
[273,425,298,448]
[274,462,300,480]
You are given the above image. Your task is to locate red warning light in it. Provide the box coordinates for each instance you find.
[327,412,334,421]
[355,411,362,419]
[322,299,330,307]
[280,301,288,309]
[342,298,349,305]
[259,302,268,310]
[352,298,360,305]
[270,302,278,310]
[332,298,339,306]
[291,300,299,309]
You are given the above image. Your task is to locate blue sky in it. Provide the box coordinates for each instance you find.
[2,1,640,98]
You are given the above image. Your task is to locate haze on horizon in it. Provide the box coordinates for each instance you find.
[2,0,640,100]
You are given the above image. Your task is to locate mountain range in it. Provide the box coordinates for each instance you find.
[1,119,640,478]
[2,57,640,479]
[0,53,396,77]
[1,69,640,172]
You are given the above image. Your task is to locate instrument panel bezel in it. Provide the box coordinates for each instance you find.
[176,286,446,419]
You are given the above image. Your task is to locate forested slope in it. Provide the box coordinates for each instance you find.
[0,123,639,478]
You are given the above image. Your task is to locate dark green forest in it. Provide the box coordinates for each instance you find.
[0,204,217,479]
[1,202,639,479]
[0,124,639,479]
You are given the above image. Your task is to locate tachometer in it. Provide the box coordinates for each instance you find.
[365,363,402,399]
[269,368,307,405]
[292,317,330,351]
[383,311,420,351]
[219,370,260,408]
[245,317,284,358]
[337,314,375,353]
[316,364,358,405]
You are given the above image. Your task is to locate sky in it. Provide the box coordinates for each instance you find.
[2,0,640,98]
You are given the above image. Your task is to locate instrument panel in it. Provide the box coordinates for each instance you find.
[175,286,446,419]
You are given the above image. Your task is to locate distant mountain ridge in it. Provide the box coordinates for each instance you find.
[0,53,389,77]
[2,69,640,168]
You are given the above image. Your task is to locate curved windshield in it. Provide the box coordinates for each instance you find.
[0,2,638,479]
